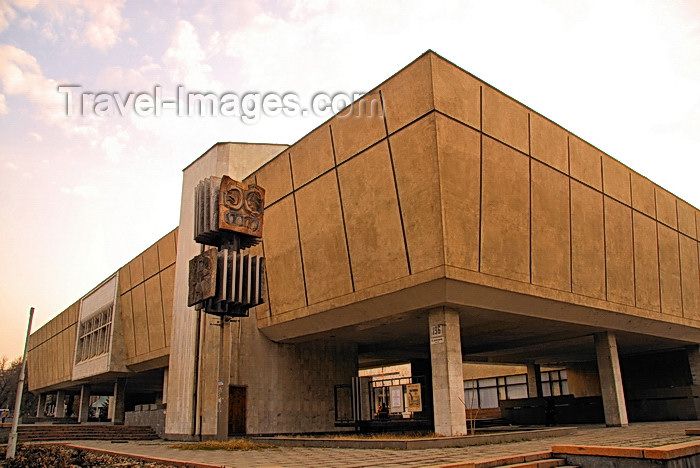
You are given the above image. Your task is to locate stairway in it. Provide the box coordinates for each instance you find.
[15,424,159,442]
[456,451,579,468]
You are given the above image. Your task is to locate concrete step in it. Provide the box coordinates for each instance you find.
[15,424,159,442]
[496,458,572,468]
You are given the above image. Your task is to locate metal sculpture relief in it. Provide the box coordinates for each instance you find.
[187,248,218,307]
[218,176,265,238]
[188,175,267,317]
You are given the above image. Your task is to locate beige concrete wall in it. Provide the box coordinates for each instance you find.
[227,314,358,435]
[253,51,700,340]
[117,228,177,370]
[27,301,79,391]
[462,363,528,380]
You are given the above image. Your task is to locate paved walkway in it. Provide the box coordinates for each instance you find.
[67,421,700,468]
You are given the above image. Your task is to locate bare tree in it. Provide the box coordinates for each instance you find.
[0,356,37,418]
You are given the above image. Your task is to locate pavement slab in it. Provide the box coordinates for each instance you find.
[66,421,700,468]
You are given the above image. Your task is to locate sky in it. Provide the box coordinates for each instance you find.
[0,0,699,360]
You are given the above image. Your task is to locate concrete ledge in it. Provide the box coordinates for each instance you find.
[254,427,576,450]
[67,443,225,468]
[643,440,700,460]
[438,451,552,468]
[552,444,645,458]
[553,441,700,468]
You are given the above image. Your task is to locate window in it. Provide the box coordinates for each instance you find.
[75,305,113,363]
[464,373,529,409]
[541,370,569,397]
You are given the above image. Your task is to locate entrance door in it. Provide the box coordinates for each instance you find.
[228,386,246,434]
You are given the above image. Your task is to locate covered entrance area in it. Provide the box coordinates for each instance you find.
[275,280,700,436]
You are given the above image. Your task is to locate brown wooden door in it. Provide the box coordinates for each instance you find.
[228,386,246,434]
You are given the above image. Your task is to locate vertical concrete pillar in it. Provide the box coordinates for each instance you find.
[36,393,47,418]
[685,345,700,418]
[162,368,169,406]
[595,331,628,427]
[429,307,467,436]
[54,390,66,418]
[78,385,91,423]
[112,378,127,425]
[526,364,543,398]
[216,322,232,441]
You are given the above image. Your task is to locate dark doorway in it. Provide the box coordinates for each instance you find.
[228,386,246,434]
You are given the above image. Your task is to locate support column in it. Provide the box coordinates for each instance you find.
[36,393,47,418]
[216,322,232,441]
[112,378,127,425]
[685,345,700,418]
[54,390,66,418]
[595,332,628,427]
[429,307,467,436]
[526,364,543,398]
[78,385,91,423]
[162,368,169,406]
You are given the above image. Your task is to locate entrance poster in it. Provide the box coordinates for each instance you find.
[406,383,422,412]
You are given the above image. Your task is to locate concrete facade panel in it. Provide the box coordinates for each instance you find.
[431,54,481,129]
[631,173,656,218]
[531,160,571,291]
[157,230,177,270]
[604,197,635,305]
[656,188,678,229]
[131,283,150,355]
[602,157,632,205]
[289,125,335,189]
[330,92,385,163]
[256,152,293,206]
[145,275,166,352]
[119,292,136,359]
[571,180,606,299]
[680,235,700,320]
[633,211,661,311]
[160,264,175,347]
[129,255,144,287]
[381,53,433,134]
[436,114,480,271]
[569,136,603,190]
[530,113,568,173]
[482,87,529,153]
[390,114,444,273]
[658,224,683,317]
[263,196,307,314]
[142,244,160,279]
[480,137,530,282]
[295,171,353,305]
[338,141,409,290]
[678,200,697,239]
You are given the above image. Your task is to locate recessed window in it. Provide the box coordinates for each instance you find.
[76,305,113,363]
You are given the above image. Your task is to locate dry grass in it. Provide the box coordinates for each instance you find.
[170,439,275,451]
[287,431,440,440]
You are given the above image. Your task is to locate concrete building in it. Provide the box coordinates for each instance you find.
[27,51,700,439]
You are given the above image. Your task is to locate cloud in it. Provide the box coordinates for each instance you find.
[163,20,220,90]
[0,44,63,120]
[28,131,42,141]
[0,94,7,114]
[0,0,126,51]
[82,0,125,51]
[60,184,98,198]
